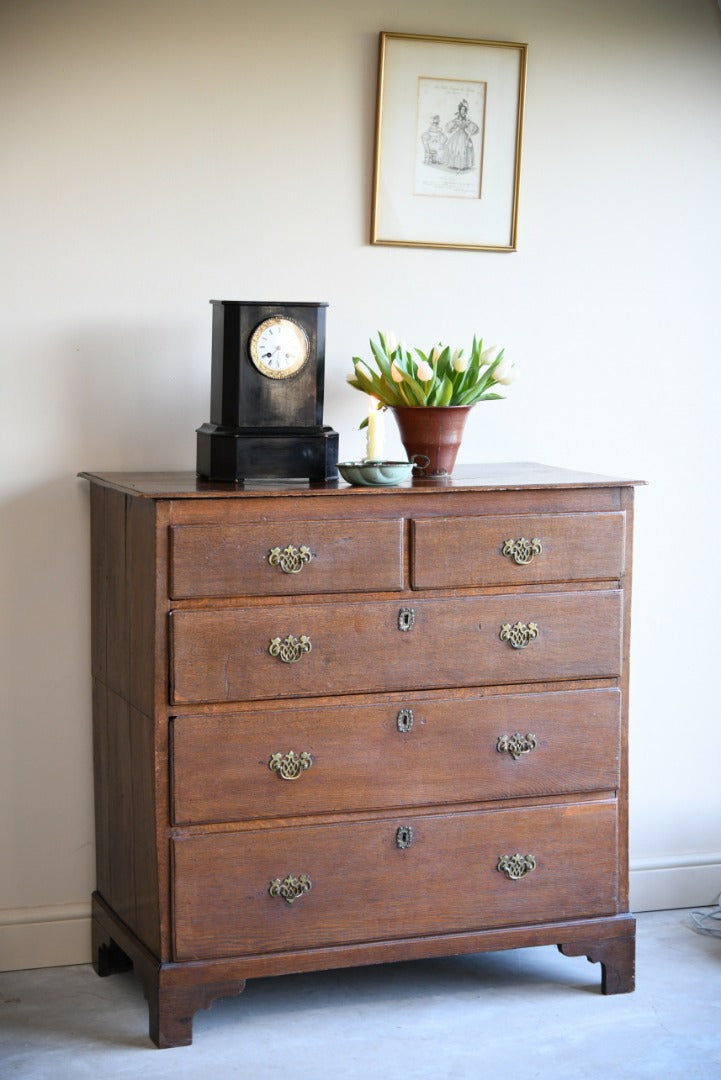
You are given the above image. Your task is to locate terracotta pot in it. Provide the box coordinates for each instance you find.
[391,405,472,477]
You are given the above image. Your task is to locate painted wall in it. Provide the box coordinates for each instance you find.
[2,0,720,969]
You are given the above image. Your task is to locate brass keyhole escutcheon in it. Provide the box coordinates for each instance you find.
[396,708,414,733]
[396,825,414,849]
[398,608,416,632]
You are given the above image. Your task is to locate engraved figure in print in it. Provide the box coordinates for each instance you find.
[421,115,447,164]
[444,100,479,172]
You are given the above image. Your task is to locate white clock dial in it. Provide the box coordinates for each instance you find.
[249,317,309,379]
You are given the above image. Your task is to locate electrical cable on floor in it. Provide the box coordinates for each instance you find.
[689,905,721,938]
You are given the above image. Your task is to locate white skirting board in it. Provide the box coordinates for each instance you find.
[0,903,91,973]
[2,860,720,972]
[628,853,721,915]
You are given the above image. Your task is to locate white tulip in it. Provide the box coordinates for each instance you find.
[383,330,398,354]
[452,348,467,373]
[494,358,517,385]
[480,344,500,367]
[416,360,434,382]
[354,361,373,380]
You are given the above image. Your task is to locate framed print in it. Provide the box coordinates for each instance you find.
[371,32,527,252]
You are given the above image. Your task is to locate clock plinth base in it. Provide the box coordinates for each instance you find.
[196,424,339,483]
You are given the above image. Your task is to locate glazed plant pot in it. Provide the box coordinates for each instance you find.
[391,405,472,477]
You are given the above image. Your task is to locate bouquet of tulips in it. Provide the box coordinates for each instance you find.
[348,332,515,423]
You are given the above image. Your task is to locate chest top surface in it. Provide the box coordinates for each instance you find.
[80,462,642,500]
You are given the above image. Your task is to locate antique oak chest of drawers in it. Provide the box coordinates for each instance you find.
[82,464,638,1048]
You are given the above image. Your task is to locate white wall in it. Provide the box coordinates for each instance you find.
[2,0,720,970]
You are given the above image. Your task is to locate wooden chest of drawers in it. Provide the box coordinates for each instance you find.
[82,463,639,1048]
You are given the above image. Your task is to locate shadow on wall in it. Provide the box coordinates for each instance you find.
[1,474,95,901]
[0,318,207,905]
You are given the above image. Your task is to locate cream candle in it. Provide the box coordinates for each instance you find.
[366,398,384,460]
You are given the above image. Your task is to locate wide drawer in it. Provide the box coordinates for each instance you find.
[172,800,619,960]
[171,688,621,825]
[169,518,404,598]
[169,590,622,704]
[412,511,625,589]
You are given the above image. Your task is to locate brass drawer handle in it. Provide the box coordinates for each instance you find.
[499,622,539,650]
[268,545,313,574]
[497,732,537,760]
[501,537,543,565]
[268,750,313,780]
[268,874,312,904]
[269,635,312,664]
[497,854,537,880]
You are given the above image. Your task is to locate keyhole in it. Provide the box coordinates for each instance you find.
[396,708,414,733]
[396,826,414,849]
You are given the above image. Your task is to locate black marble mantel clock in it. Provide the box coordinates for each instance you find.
[196,300,339,482]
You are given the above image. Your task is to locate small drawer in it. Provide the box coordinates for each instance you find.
[170,688,621,825]
[169,518,404,598]
[411,511,625,590]
[171,800,619,960]
[169,590,622,705]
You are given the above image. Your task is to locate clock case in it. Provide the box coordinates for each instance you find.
[197,300,339,482]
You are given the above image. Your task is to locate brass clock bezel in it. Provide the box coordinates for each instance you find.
[249,316,310,380]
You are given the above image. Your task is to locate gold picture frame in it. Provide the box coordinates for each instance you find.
[371,32,527,252]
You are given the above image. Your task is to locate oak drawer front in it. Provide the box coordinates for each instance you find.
[169,590,622,704]
[169,518,404,598]
[412,512,625,589]
[171,688,621,825]
[172,801,619,960]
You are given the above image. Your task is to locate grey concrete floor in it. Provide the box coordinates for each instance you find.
[1,908,719,1079]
